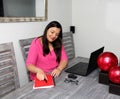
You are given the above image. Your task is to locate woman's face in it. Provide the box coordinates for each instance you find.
[46,27,61,42]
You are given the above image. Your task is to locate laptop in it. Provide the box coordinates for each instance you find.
[65,46,104,76]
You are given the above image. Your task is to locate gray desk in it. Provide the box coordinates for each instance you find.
[2,57,120,99]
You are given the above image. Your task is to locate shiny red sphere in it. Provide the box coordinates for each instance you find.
[97,52,118,72]
[109,66,120,84]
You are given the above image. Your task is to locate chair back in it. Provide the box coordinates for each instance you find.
[19,37,34,62]
[0,42,20,97]
[62,32,75,60]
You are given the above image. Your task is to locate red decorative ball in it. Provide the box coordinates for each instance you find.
[109,66,120,84]
[97,52,118,72]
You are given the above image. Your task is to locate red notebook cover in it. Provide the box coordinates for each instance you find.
[33,74,55,89]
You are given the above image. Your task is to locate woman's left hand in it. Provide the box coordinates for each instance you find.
[51,68,62,77]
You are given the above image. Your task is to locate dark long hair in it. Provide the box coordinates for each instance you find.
[42,21,63,63]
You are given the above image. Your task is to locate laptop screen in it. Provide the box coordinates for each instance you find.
[87,46,104,73]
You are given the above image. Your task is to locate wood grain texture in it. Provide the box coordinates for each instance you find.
[0,42,20,98]
[62,32,75,60]
[2,57,120,99]
[19,37,34,62]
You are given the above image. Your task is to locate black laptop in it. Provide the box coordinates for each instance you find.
[65,47,104,76]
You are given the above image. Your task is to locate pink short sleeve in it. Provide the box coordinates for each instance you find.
[26,38,39,66]
[60,45,68,61]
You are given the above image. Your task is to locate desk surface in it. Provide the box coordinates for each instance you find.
[2,57,120,99]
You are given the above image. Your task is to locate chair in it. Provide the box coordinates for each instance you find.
[0,42,20,97]
[19,37,34,81]
[62,32,81,69]
[19,32,80,81]
[19,37,34,62]
[62,32,75,60]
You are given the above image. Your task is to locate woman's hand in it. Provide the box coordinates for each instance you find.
[51,68,62,77]
[51,60,68,77]
[36,71,47,81]
[27,64,48,81]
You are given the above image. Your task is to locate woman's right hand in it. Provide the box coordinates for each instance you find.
[26,64,48,81]
[36,71,47,81]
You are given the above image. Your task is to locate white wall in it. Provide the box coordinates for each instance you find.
[0,0,72,87]
[72,0,120,61]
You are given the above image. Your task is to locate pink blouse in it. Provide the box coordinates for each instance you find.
[26,38,68,80]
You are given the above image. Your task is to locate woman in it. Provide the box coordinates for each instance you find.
[26,21,68,81]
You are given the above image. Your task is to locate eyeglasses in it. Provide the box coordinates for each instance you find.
[64,78,79,85]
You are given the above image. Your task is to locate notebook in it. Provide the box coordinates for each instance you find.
[33,74,55,89]
[65,47,104,76]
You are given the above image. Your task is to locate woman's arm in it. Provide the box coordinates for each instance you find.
[57,60,68,71]
[26,38,47,80]
[51,60,68,77]
[51,45,68,77]
[27,64,43,74]
[27,64,47,80]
